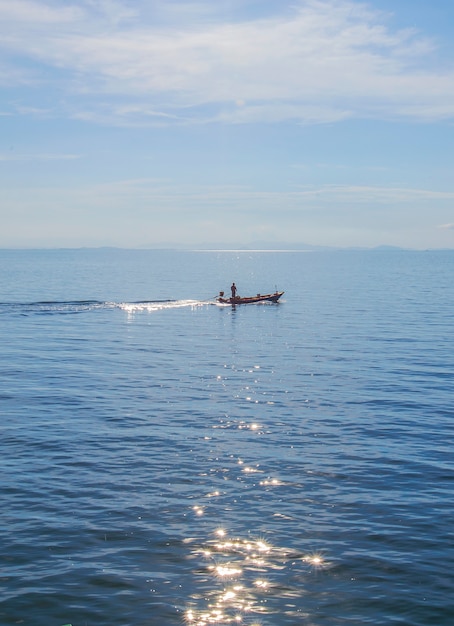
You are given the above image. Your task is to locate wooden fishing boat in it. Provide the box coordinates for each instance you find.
[217,291,284,305]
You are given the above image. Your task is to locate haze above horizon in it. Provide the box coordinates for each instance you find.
[2,0,454,249]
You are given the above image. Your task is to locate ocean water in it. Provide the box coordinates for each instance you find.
[0,248,453,626]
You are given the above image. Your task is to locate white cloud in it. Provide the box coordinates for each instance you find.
[304,185,454,203]
[0,152,81,161]
[5,178,454,211]
[2,178,453,248]
[1,0,454,124]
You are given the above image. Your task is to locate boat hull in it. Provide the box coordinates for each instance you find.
[217,291,284,305]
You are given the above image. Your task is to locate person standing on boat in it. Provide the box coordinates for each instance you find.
[231,283,237,299]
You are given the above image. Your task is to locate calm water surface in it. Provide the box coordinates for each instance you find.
[0,249,453,625]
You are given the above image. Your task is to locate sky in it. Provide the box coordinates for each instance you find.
[1,0,454,249]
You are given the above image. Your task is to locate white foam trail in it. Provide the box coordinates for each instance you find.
[117,299,210,313]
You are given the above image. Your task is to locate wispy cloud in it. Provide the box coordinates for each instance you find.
[0,152,81,161]
[6,178,454,208]
[3,178,453,247]
[300,185,454,203]
[1,0,453,126]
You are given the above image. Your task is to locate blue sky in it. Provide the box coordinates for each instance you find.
[1,0,454,248]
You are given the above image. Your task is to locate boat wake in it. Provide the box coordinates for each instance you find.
[0,299,215,316]
[118,299,211,313]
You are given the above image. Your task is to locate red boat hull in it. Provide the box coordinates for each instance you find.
[217,291,284,305]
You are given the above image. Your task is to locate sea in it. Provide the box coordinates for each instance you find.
[0,248,453,626]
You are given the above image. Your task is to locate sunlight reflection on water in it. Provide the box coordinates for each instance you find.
[0,249,452,626]
[185,529,327,625]
[119,299,208,314]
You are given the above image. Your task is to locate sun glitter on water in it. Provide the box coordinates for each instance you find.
[186,528,327,624]
[303,551,328,569]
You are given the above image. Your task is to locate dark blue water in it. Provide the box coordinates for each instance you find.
[1,249,453,626]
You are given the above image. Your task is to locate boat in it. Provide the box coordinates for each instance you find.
[217,290,284,305]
